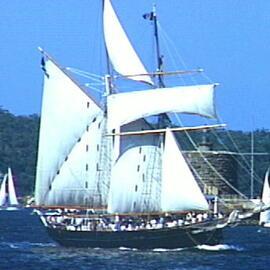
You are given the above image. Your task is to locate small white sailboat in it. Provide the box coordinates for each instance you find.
[259,168,270,227]
[0,168,20,210]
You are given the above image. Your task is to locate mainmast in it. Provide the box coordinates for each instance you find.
[153,5,170,129]
[144,5,169,129]
[143,4,164,88]
[250,129,254,199]
[152,5,165,88]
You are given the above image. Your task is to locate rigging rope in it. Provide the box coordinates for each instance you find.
[158,20,263,197]
[174,114,248,199]
[215,114,263,184]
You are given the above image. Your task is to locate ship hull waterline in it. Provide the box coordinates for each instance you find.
[45,223,223,249]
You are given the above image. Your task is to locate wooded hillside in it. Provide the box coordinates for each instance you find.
[0,108,39,196]
[0,107,269,197]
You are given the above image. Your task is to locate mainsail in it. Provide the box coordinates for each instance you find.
[107,84,216,130]
[0,168,19,207]
[259,168,270,225]
[103,0,153,85]
[7,168,19,205]
[108,129,209,214]
[35,55,110,207]
[107,145,161,213]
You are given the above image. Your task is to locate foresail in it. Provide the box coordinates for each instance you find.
[107,84,216,130]
[7,168,18,205]
[260,168,270,224]
[161,129,209,212]
[107,145,161,214]
[35,56,104,206]
[103,0,153,85]
[44,117,111,207]
[0,174,7,206]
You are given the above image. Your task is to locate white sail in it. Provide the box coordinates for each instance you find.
[0,174,7,206]
[103,0,153,85]
[259,168,270,225]
[108,128,209,214]
[161,129,209,212]
[35,56,104,206]
[107,145,161,213]
[107,84,216,130]
[43,117,110,207]
[7,168,19,205]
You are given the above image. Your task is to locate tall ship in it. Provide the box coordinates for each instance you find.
[34,0,266,248]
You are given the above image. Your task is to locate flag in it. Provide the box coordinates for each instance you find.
[41,56,49,78]
[142,12,154,21]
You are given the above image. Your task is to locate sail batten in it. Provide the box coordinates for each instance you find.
[107,84,217,130]
[103,0,153,85]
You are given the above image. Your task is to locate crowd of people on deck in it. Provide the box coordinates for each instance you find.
[42,209,224,232]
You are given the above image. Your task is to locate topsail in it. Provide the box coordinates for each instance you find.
[103,0,153,85]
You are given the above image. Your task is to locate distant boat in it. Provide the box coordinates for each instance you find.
[0,168,20,210]
[259,168,270,227]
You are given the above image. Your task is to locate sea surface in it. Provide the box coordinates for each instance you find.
[0,209,269,270]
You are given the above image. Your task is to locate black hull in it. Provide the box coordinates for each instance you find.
[46,224,223,249]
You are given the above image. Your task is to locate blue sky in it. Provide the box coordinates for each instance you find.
[0,0,269,131]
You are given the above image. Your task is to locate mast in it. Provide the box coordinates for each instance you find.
[143,4,164,88]
[152,5,169,129]
[152,4,165,88]
[143,4,168,129]
[250,129,254,199]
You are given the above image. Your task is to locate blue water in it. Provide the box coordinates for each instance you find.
[0,209,269,270]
